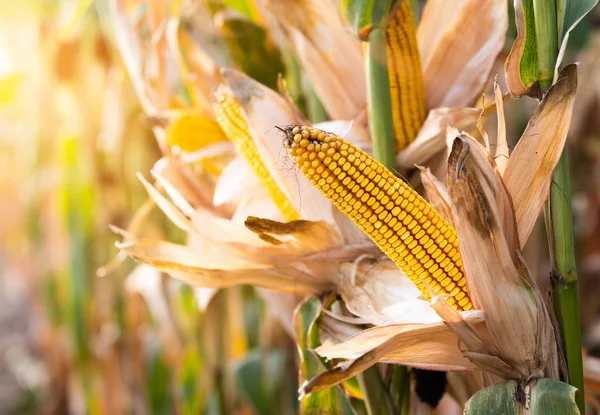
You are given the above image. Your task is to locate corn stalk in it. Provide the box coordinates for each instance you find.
[533,0,585,412]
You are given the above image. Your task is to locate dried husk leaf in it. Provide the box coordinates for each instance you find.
[493,81,509,175]
[265,0,366,120]
[503,64,578,249]
[419,167,454,225]
[302,318,483,395]
[338,260,444,326]
[447,134,558,377]
[417,0,469,64]
[396,107,481,169]
[419,0,507,108]
[117,236,330,295]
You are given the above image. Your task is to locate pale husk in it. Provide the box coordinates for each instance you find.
[264,0,366,120]
[396,107,481,169]
[418,0,507,108]
[503,64,578,248]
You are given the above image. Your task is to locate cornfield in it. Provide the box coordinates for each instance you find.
[2,0,600,414]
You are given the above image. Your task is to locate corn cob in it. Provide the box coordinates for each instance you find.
[214,87,299,221]
[386,1,427,152]
[284,125,471,311]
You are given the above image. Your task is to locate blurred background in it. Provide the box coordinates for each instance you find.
[0,0,599,414]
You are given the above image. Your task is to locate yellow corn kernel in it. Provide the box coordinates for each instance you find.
[166,111,228,175]
[166,111,227,152]
[386,1,426,152]
[284,125,471,311]
[214,87,299,221]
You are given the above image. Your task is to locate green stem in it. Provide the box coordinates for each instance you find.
[532,0,559,90]
[362,26,397,415]
[390,366,410,414]
[533,2,584,413]
[357,366,392,415]
[366,27,396,172]
[549,149,585,413]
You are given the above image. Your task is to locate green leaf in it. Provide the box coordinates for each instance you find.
[464,379,580,414]
[341,0,395,40]
[178,347,204,415]
[234,349,295,415]
[556,0,599,70]
[295,297,356,415]
[223,0,259,21]
[220,17,284,91]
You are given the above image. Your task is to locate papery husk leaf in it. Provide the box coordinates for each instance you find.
[117,237,328,295]
[503,64,577,249]
[419,167,454,225]
[396,107,480,169]
[493,81,509,175]
[294,297,356,414]
[303,318,482,395]
[417,0,469,64]
[316,319,483,368]
[447,134,538,374]
[266,0,366,120]
[419,0,507,108]
[431,296,525,379]
[220,69,340,226]
[244,216,343,257]
[152,156,215,210]
[338,260,444,326]
[137,173,194,233]
[504,0,541,98]
[464,378,580,414]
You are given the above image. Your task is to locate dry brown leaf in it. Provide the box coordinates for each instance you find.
[419,0,507,108]
[503,64,578,248]
[419,166,455,225]
[117,236,330,295]
[303,319,482,395]
[493,81,509,174]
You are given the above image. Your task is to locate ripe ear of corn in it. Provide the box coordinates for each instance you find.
[386,1,426,151]
[213,87,299,221]
[284,125,471,311]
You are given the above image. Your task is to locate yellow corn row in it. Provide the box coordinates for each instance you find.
[213,87,299,221]
[284,125,471,311]
[386,1,426,152]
